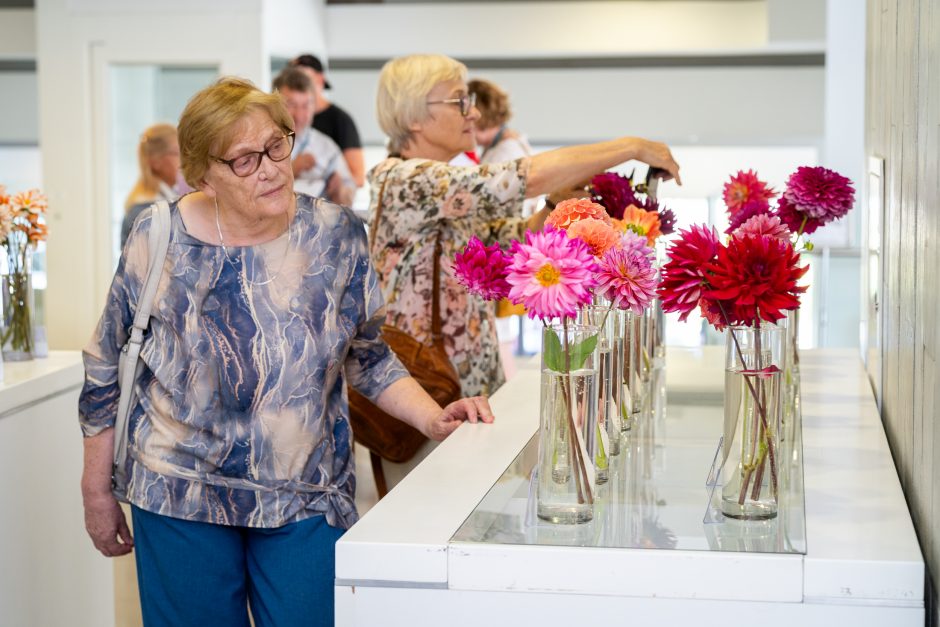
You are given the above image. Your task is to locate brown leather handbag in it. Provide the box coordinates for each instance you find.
[347,171,462,474]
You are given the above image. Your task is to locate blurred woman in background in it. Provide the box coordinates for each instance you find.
[121,123,180,246]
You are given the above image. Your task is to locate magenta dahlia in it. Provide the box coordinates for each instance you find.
[453,236,511,301]
[506,227,598,321]
[591,172,637,220]
[596,247,658,315]
[657,225,721,321]
[775,166,856,235]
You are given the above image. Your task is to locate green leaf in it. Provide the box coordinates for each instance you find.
[543,328,564,372]
[568,334,598,371]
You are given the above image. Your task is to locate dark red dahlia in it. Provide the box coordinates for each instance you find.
[657,224,721,321]
[703,234,808,327]
[590,172,637,220]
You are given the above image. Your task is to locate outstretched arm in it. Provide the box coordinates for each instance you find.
[526,136,681,198]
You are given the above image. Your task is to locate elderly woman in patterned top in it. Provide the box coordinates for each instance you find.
[372,54,681,398]
[78,77,493,627]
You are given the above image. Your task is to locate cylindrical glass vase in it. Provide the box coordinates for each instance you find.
[537,322,599,524]
[1,244,35,362]
[579,305,621,466]
[721,323,783,520]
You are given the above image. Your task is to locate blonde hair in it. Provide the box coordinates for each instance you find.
[177,77,293,188]
[469,79,511,130]
[124,123,177,211]
[376,54,468,154]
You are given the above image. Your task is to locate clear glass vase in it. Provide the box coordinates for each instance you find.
[721,323,783,520]
[579,305,621,466]
[622,311,645,430]
[537,322,599,524]
[1,240,35,362]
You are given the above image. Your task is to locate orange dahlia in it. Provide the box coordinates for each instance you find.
[545,198,612,231]
[566,218,620,258]
[616,205,661,246]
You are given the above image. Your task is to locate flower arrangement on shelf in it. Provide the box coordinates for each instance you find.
[0,185,49,360]
[656,164,855,519]
[453,196,661,514]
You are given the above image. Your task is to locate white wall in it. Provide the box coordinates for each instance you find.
[36,0,273,349]
[330,65,825,149]
[326,1,772,58]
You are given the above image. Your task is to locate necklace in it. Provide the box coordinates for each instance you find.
[214,196,292,287]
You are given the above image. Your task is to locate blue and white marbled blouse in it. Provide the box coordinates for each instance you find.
[79,194,408,529]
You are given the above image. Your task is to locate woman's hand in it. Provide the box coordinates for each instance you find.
[83,491,134,557]
[634,139,682,185]
[424,395,495,441]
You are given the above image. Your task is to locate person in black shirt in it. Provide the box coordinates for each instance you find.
[291,54,365,187]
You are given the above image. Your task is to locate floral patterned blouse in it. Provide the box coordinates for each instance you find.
[367,157,530,397]
[79,194,407,529]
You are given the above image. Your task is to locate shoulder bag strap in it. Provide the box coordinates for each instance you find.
[368,164,445,344]
[112,200,171,492]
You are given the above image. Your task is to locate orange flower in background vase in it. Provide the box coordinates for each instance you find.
[566,218,620,258]
[545,198,612,231]
[615,205,662,246]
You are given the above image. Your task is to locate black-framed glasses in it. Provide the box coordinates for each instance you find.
[426,92,477,117]
[211,132,295,177]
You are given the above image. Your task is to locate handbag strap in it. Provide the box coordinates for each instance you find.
[113,200,171,478]
[369,164,445,343]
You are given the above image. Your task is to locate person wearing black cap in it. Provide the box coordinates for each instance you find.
[291,53,365,187]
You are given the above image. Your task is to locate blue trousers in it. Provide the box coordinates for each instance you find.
[131,506,344,627]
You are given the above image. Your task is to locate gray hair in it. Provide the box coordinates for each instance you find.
[376,54,468,154]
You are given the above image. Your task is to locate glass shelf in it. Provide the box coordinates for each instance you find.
[452,368,806,555]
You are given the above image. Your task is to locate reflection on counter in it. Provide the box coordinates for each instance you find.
[452,365,806,555]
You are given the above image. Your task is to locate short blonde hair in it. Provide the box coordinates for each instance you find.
[469,79,511,130]
[177,77,293,187]
[376,54,467,154]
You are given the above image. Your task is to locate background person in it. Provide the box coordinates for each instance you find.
[290,53,365,187]
[273,67,355,206]
[80,77,493,627]
[121,123,180,246]
[371,53,681,400]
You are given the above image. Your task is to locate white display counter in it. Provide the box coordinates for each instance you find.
[335,348,924,626]
[0,352,116,627]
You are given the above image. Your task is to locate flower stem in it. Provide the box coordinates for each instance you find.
[561,317,593,505]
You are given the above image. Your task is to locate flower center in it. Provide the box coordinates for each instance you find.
[626,223,647,236]
[535,263,561,287]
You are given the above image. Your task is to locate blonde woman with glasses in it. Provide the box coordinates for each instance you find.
[371,53,682,401]
[80,77,492,627]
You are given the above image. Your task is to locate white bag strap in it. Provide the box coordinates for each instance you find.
[112,201,171,490]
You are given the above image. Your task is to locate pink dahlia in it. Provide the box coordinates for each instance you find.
[704,233,808,326]
[726,199,773,234]
[590,172,637,220]
[657,224,721,321]
[733,213,791,242]
[566,218,621,258]
[545,198,612,231]
[453,236,511,301]
[620,230,655,264]
[506,227,598,321]
[723,170,776,216]
[596,246,658,315]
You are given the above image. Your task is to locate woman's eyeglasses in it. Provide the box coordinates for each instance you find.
[426,93,477,117]
[211,132,296,177]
